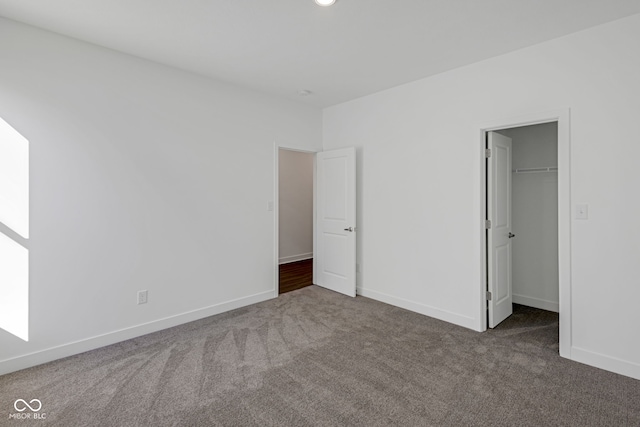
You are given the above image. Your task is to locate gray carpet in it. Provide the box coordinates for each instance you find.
[1,286,639,426]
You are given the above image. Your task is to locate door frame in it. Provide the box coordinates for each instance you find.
[478,109,571,358]
[273,144,319,298]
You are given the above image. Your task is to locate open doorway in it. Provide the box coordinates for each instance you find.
[498,123,559,312]
[479,109,571,357]
[277,148,314,294]
[274,145,357,298]
[486,123,560,346]
[486,123,558,324]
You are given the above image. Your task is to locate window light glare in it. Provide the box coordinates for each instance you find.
[0,118,29,239]
[0,232,29,341]
[0,116,30,342]
[315,0,336,6]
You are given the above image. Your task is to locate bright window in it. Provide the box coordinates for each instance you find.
[0,117,29,341]
[0,117,29,238]
[0,233,28,341]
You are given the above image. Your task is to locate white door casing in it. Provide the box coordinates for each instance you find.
[479,109,570,358]
[487,132,513,327]
[315,147,356,297]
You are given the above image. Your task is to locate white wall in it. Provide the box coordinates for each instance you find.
[323,14,640,379]
[501,123,559,312]
[278,149,314,264]
[0,18,322,374]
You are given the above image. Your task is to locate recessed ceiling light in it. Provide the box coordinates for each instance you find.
[298,90,313,97]
[315,0,336,6]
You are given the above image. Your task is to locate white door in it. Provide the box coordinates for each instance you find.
[487,132,513,327]
[315,147,356,297]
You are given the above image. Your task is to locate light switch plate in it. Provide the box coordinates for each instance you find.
[576,204,588,220]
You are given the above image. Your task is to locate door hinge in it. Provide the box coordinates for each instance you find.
[485,220,492,229]
[485,148,492,158]
[486,291,492,301]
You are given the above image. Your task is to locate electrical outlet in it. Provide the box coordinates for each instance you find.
[137,290,148,305]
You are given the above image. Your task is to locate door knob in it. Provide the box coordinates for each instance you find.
[508,232,515,238]
[344,227,354,232]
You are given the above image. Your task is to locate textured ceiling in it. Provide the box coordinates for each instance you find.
[1,0,639,107]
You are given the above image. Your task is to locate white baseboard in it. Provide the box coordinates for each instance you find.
[279,253,313,264]
[513,294,559,313]
[570,346,640,380]
[356,287,477,331]
[0,290,275,376]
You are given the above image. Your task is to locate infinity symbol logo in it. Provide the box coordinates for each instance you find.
[14,399,42,412]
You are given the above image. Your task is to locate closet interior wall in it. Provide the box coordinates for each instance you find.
[499,123,559,312]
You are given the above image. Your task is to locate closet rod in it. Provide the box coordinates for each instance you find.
[512,167,558,174]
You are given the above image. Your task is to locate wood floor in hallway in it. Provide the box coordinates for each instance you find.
[279,258,313,294]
